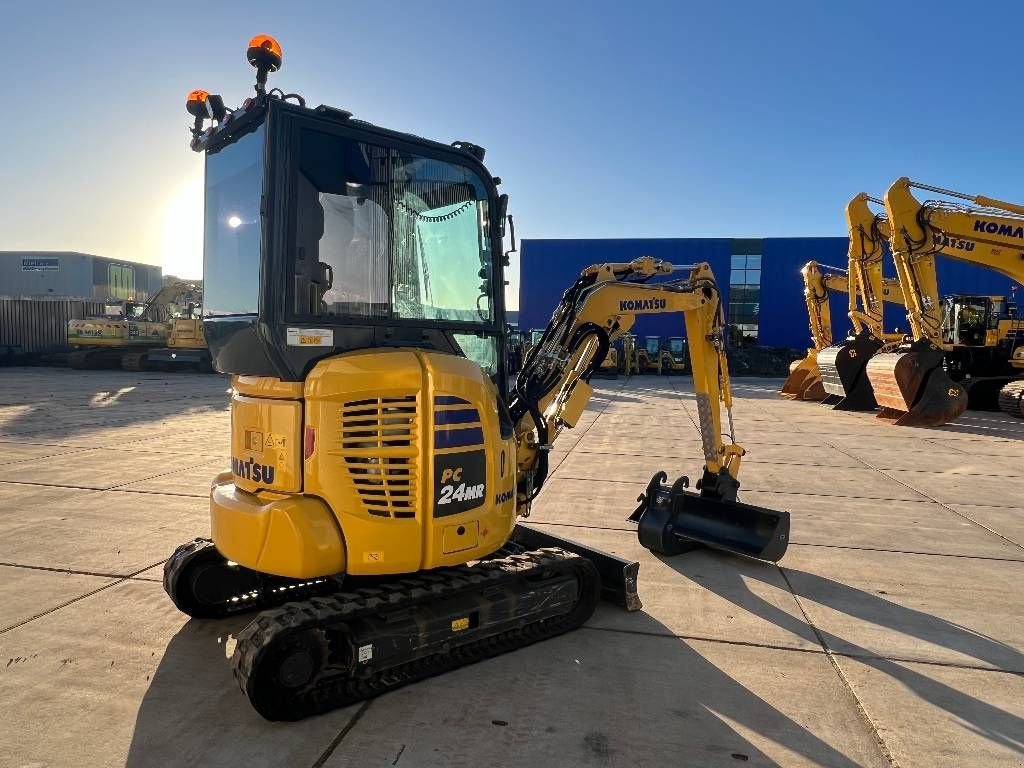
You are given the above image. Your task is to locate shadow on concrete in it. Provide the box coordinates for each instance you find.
[125,597,869,767]
[0,369,230,442]
[669,552,1024,758]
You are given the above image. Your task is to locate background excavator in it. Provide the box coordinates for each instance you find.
[815,194,907,410]
[67,279,209,371]
[163,36,790,722]
[866,178,1024,426]
[781,258,905,401]
[781,261,849,400]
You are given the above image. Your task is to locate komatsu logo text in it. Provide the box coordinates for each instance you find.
[619,298,667,311]
[232,456,276,484]
[974,219,1024,239]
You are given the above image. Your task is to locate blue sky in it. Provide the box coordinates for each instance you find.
[2,1,1022,306]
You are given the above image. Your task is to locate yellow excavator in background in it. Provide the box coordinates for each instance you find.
[780,261,849,400]
[866,178,1024,425]
[661,336,689,373]
[814,195,907,410]
[67,279,208,371]
[163,36,790,722]
[620,333,638,377]
[781,256,906,402]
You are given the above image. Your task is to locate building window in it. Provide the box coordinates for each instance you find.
[728,254,760,344]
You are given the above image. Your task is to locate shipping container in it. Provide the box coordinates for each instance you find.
[0,297,104,353]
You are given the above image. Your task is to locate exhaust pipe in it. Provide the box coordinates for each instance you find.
[629,473,790,563]
[816,329,883,411]
[865,339,967,427]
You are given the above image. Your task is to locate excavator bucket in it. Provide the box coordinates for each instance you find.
[998,379,1024,418]
[780,355,816,398]
[816,330,883,410]
[865,340,968,427]
[629,474,789,562]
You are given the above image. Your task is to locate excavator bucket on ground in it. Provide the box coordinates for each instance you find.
[998,380,1024,418]
[865,339,967,426]
[816,330,883,410]
[780,355,826,400]
[629,473,790,562]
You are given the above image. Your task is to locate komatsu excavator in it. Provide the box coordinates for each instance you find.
[67,279,207,370]
[163,36,789,722]
[866,178,1024,426]
[780,261,849,400]
[781,256,905,402]
[814,195,907,410]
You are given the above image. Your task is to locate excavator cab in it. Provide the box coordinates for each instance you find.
[200,96,508,383]
[941,295,999,347]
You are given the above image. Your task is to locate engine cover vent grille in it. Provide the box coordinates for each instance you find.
[339,395,418,518]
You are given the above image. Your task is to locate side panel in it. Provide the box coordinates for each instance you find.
[230,394,302,493]
[303,349,516,575]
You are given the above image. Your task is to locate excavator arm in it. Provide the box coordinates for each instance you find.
[866,178,1024,425]
[510,257,789,562]
[815,195,907,411]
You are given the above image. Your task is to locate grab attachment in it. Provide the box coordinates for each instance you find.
[629,472,790,562]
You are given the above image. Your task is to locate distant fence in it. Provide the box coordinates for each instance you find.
[0,297,104,354]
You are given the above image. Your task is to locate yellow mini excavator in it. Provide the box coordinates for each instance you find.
[163,36,789,722]
[813,195,907,410]
[866,178,1024,426]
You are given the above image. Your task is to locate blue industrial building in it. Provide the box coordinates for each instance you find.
[517,238,1020,349]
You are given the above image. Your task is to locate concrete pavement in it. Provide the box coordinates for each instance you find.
[0,368,1022,767]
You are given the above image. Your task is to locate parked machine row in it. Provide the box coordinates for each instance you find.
[780,182,1024,425]
[66,279,212,371]
[511,330,689,378]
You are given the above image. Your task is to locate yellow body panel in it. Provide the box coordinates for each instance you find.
[230,394,302,494]
[167,318,207,350]
[209,471,346,578]
[211,348,517,579]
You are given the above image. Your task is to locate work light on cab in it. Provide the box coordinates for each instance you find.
[186,89,226,141]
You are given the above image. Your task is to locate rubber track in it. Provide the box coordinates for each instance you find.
[231,548,600,721]
[163,539,335,618]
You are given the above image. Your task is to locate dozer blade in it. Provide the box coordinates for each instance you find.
[629,473,789,562]
[865,340,967,427]
[816,330,883,411]
[510,523,641,611]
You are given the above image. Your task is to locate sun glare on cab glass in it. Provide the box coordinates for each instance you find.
[227,215,243,229]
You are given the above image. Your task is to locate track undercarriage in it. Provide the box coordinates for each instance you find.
[165,535,613,721]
